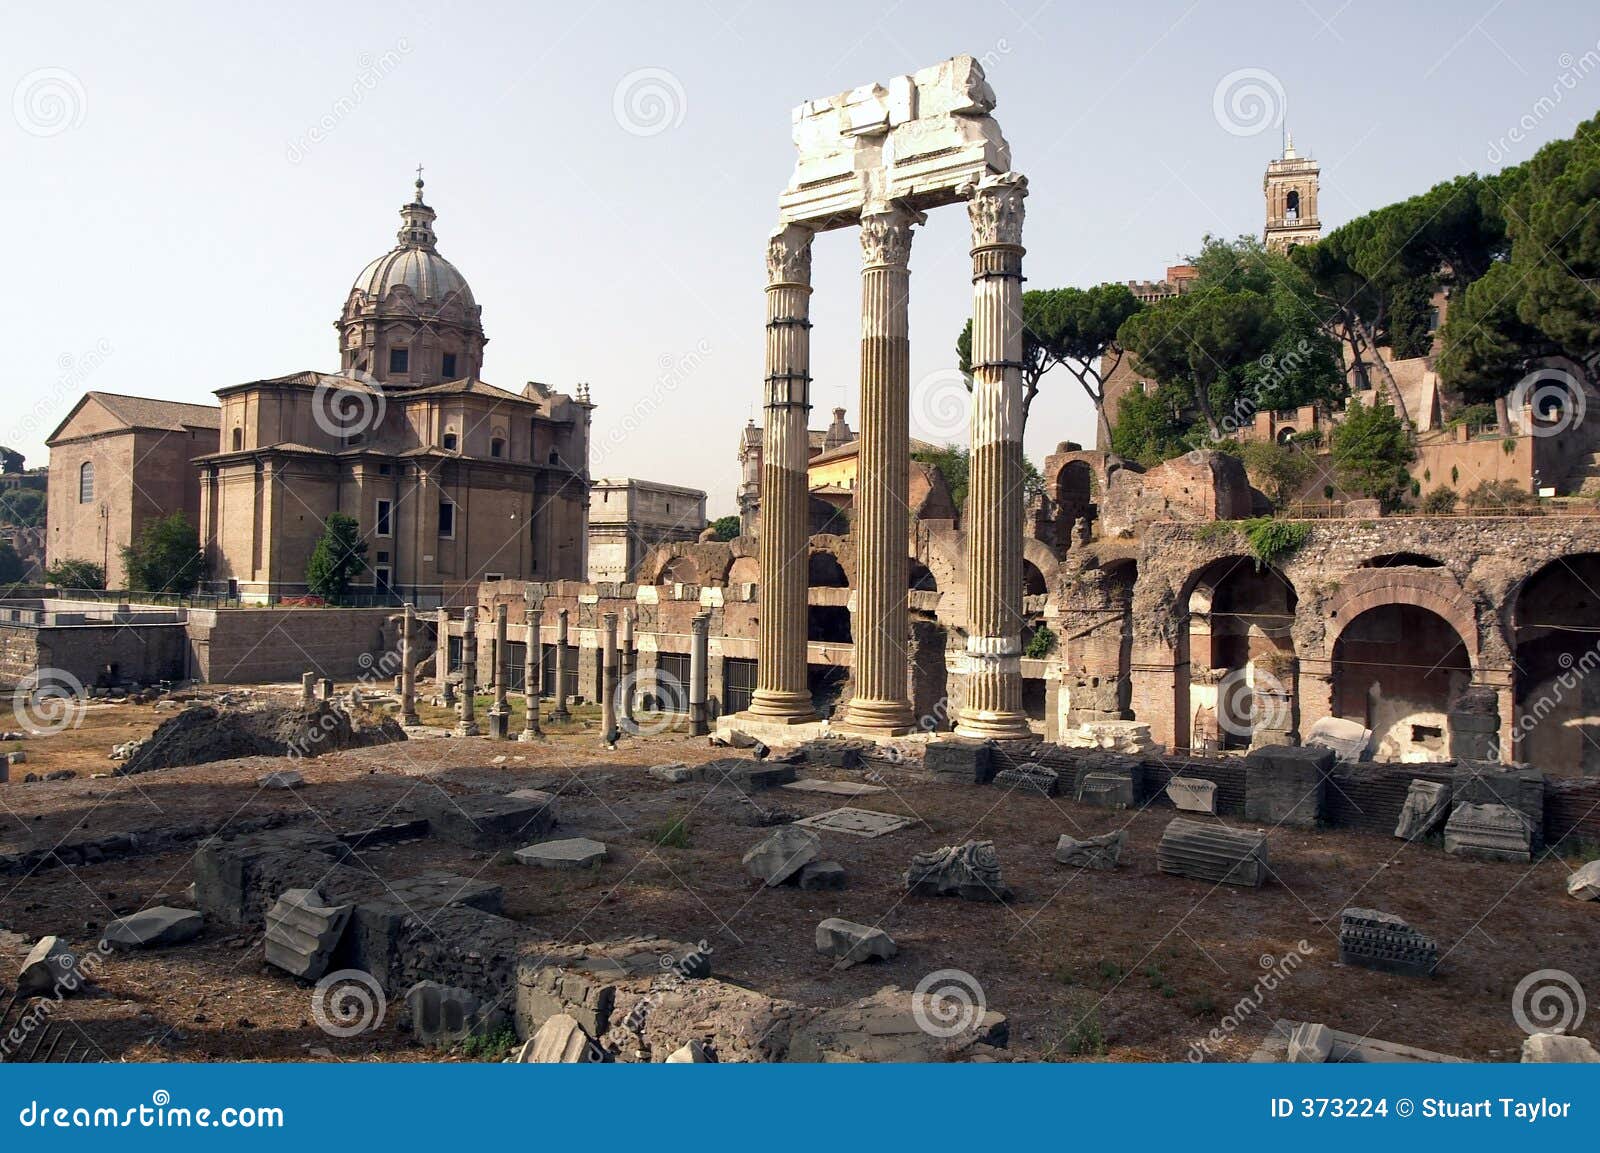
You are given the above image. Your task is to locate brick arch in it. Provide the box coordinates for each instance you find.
[1022,538,1061,594]
[1321,570,1480,667]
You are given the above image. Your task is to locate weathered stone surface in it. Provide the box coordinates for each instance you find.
[516,1012,601,1063]
[419,790,557,850]
[799,738,871,769]
[1452,763,1543,841]
[1287,1021,1334,1063]
[1244,744,1332,828]
[514,837,608,870]
[815,918,897,966]
[1394,778,1451,840]
[793,807,912,838]
[924,739,995,784]
[405,980,504,1049]
[103,906,204,950]
[993,761,1060,797]
[1166,776,1217,814]
[904,840,1010,901]
[783,778,886,797]
[19,935,82,996]
[796,860,846,890]
[1337,907,1438,977]
[1076,770,1134,809]
[742,826,822,886]
[1059,720,1156,754]
[263,887,352,980]
[1443,802,1534,862]
[1304,716,1371,763]
[1157,818,1269,888]
[1521,1032,1600,1062]
[648,762,701,783]
[257,769,304,789]
[514,936,714,1040]
[786,985,1008,1062]
[1053,830,1125,871]
[709,759,798,791]
[665,1039,712,1063]
[193,828,347,926]
[1251,1018,1464,1063]
[1567,859,1600,901]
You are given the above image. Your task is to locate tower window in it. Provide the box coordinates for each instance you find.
[389,347,409,373]
[231,428,243,451]
[442,432,458,451]
[78,461,94,503]
[441,353,457,378]
[1285,189,1300,220]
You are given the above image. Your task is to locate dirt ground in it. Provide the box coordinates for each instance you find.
[2,687,1597,1063]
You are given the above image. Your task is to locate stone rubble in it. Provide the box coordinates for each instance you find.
[1566,859,1600,901]
[102,906,204,950]
[263,887,353,980]
[1393,778,1451,840]
[741,825,823,887]
[814,917,898,967]
[904,840,1011,901]
[1053,830,1125,871]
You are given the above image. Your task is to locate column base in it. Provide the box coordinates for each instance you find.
[836,697,917,738]
[454,722,481,737]
[486,708,510,740]
[953,709,1033,741]
[399,710,420,727]
[743,689,819,724]
[517,729,544,742]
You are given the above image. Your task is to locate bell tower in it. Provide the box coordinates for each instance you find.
[1263,130,1320,253]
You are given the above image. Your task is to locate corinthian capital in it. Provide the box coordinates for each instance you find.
[963,171,1028,248]
[766,223,814,285]
[859,205,917,268]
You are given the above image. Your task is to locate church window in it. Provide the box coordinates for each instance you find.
[78,461,94,503]
[375,499,392,537]
[491,437,505,458]
[438,500,456,538]
[442,353,457,377]
[1285,189,1300,220]
[389,347,409,373]
[231,428,243,451]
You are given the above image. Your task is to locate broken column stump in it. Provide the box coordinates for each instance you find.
[1157,817,1269,887]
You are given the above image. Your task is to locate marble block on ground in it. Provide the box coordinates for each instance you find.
[793,807,912,839]
[515,838,608,869]
[103,906,204,950]
[1443,802,1534,863]
[815,917,897,966]
[1166,776,1217,814]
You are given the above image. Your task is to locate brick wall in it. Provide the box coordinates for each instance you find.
[188,607,398,683]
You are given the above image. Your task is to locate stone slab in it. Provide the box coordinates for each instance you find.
[796,860,846,890]
[1251,1018,1465,1064]
[742,825,822,886]
[514,837,608,870]
[814,917,897,966]
[1054,830,1125,871]
[1166,775,1217,814]
[793,807,913,839]
[1567,859,1600,901]
[1394,779,1452,840]
[782,778,887,797]
[103,906,204,950]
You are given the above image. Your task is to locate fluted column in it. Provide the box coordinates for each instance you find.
[399,604,419,725]
[519,605,543,740]
[838,205,918,737]
[747,223,819,723]
[551,608,571,721]
[955,173,1031,740]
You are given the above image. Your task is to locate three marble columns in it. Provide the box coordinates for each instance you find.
[746,174,1032,740]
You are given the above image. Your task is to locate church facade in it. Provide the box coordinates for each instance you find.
[194,177,592,603]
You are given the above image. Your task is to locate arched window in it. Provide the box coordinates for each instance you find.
[1285,189,1300,221]
[78,461,94,504]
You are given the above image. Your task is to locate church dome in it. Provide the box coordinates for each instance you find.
[348,175,475,308]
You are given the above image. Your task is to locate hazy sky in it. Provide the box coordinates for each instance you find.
[6,1,1597,515]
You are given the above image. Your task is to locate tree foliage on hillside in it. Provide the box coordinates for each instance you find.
[709,515,741,542]
[957,283,1144,440]
[1331,397,1415,510]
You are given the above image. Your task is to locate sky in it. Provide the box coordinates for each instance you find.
[5,1,1598,516]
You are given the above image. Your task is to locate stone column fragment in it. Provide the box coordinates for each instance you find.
[620,609,637,730]
[399,605,419,726]
[689,610,711,736]
[456,606,480,736]
[838,205,919,737]
[487,603,510,739]
[520,605,543,741]
[954,173,1031,741]
[746,223,820,725]
[600,611,619,745]
[552,609,571,721]
[436,608,455,705]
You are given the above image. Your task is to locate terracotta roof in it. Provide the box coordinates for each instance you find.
[809,435,943,467]
[82,391,222,431]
